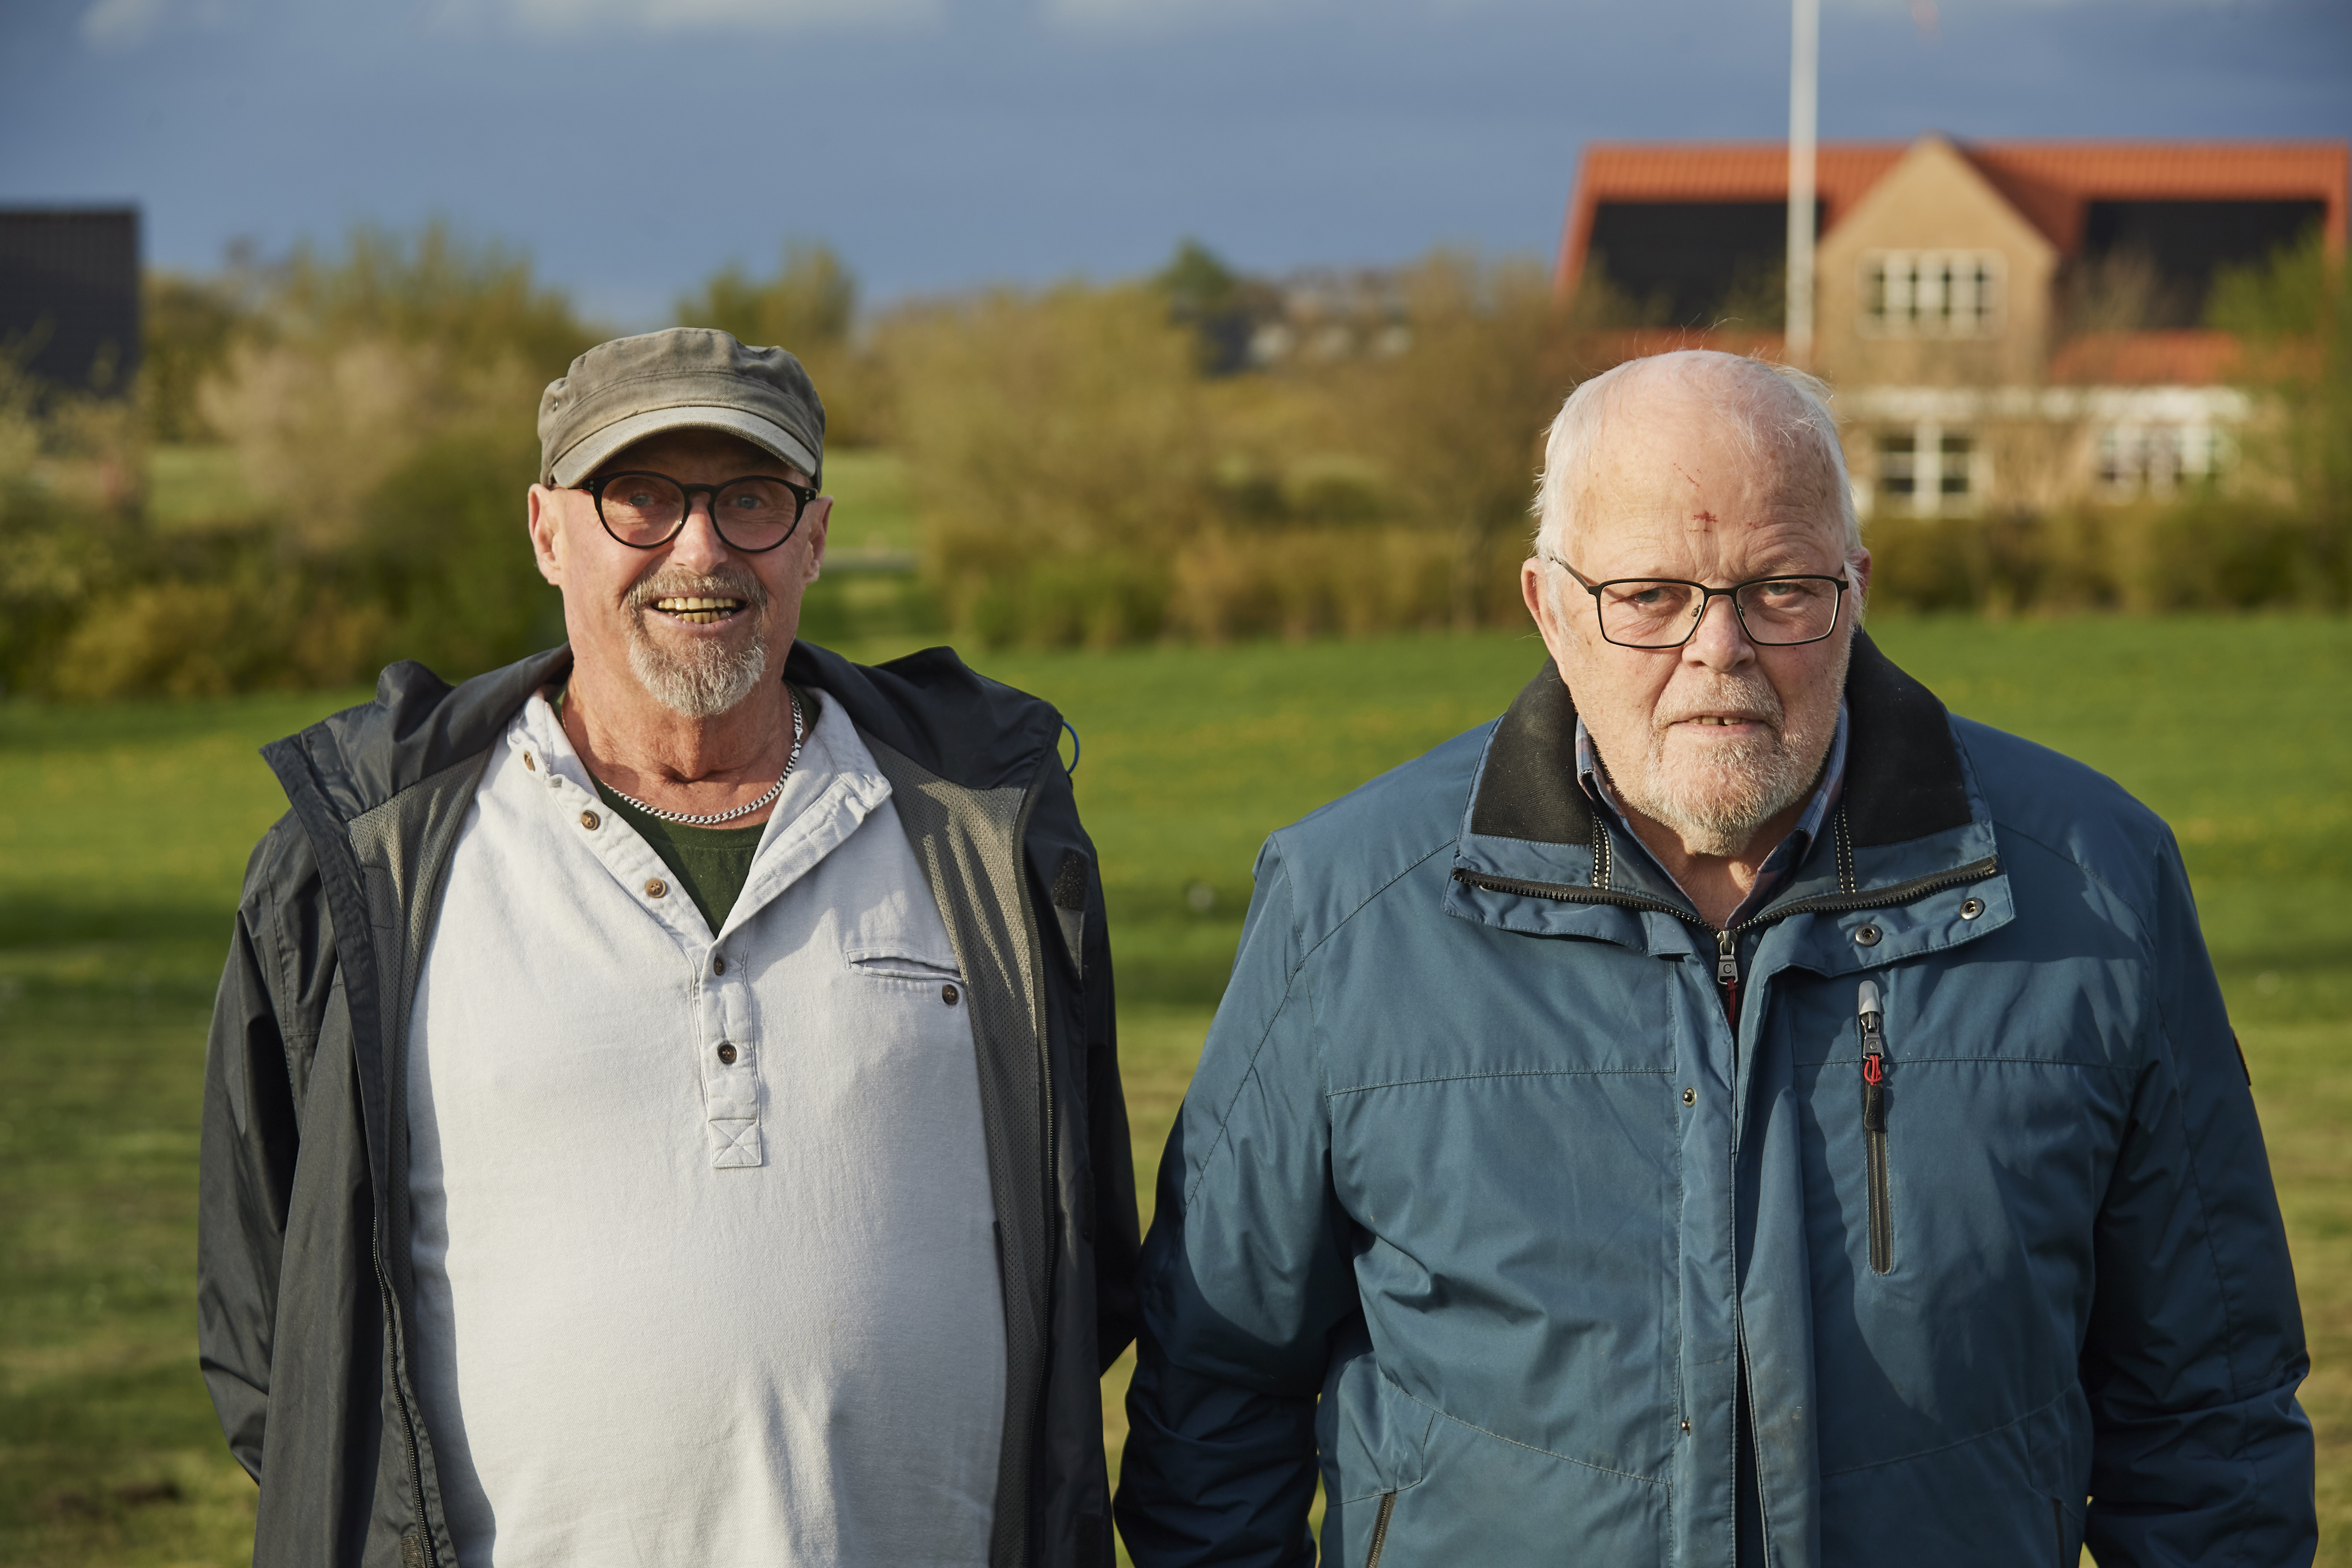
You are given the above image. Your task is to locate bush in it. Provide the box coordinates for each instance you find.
[351,425,566,682]
[1864,497,2349,617]
[1167,526,1492,642]
[49,577,306,699]
[0,368,147,695]
[963,553,1171,651]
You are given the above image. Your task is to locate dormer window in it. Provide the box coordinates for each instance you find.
[1861,251,2005,338]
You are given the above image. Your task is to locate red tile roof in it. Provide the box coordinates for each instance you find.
[2046,330,2244,387]
[1556,138,2349,292]
[1557,142,1905,293]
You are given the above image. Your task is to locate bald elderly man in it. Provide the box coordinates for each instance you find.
[1115,351,2311,1566]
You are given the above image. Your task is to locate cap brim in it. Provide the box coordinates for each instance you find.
[549,405,821,488]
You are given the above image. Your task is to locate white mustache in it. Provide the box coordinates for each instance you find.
[1655,684,1783,733]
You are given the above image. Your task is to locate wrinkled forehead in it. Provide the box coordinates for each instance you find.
[1577,382,1845,564]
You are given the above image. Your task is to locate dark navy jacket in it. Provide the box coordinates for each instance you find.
[1117,635,2311,1568]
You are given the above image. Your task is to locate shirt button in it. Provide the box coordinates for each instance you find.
[716,1042,737,1065]
[712,954,727,975]
[644,878,667,899]
[579,810,600,831]
[1960,897,1985,920]
[941,984,960,1006]
[1854,923,1882,947]
[1682,1086,1697,1106]
[522,752,536,771]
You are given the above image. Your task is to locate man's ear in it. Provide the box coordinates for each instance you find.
[799,496,832,587]
[1523,558,1577,674]
[1849,546,1872,606]
[527,485,564,588]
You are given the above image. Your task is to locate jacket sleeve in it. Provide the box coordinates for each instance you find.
[196,817,312,1483]
[1115,840,1357,1568]
[1084,852,1143,1370]
[2080,834,2315,1566]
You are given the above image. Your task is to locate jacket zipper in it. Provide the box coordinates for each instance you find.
[1453,855,1994,1285]
[1365,1491,1398,1568]
[374,1214,435,1567]
[1451,855,1997,1035]
[1857,979,1892,1274]
[1451,856,1998,935]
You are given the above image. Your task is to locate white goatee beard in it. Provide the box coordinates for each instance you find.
[623,567,773,721]
[626,635,769,721]
[1598,641,1849,859]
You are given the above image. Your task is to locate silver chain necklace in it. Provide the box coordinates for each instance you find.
[596,690,804,827]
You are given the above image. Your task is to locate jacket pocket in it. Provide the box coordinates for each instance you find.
[1859,981,1893,1275]
[1364,1491,1398,1568]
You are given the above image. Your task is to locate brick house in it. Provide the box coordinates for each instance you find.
[1553,137,2347,517]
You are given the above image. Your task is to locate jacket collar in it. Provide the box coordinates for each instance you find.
[785,640,1066,797]
[267,648,574,826]
[269,638,1073,827]
[1466,631,1971,852]
[1449,631,2008,966]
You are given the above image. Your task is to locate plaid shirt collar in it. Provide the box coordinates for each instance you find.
[1574,700,1849,930]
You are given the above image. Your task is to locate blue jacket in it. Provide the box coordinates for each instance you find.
[1116,636,2311,1568]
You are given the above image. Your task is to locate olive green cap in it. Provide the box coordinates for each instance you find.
[537,328,825,488]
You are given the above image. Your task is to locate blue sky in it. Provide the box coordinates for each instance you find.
[3,0,2346,324]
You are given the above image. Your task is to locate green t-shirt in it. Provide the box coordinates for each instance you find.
[553,684,812,933]
[589,783,764,933]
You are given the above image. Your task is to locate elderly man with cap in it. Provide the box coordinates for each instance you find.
[1114,350,2311,1567]
[199,329,1139,1568]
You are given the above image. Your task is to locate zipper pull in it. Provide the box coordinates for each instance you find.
[1716,930,1741,1035]
[1857,979,1886,1131]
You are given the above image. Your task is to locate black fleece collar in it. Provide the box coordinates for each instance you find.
[1467,631,1970,852]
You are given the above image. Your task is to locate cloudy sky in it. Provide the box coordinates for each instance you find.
[2,0,2346,322]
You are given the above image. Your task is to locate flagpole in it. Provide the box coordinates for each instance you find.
[1787,0,1819,366]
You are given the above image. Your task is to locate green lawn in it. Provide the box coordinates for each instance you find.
[2,616,2347,1564]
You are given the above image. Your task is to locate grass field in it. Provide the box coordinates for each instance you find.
[2,615,2347,1564]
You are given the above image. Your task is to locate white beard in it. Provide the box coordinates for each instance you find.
[621,566,773,720]
[626,632,769,721]
[1597,641,1849,858]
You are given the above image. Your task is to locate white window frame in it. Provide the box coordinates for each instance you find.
[1874,422,1988,517]
[2095,422,2221,501]
[1860,250,2008,340]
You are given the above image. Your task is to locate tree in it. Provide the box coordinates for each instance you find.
[1154,238,1279,376]
[2206,230,2349,602]
[674,242,857,355]
[1346,252,1590,626]
[882,281,1207,645]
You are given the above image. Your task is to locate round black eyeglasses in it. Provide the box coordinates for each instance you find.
[1545,554,1850,649]
[578,471,819,554]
